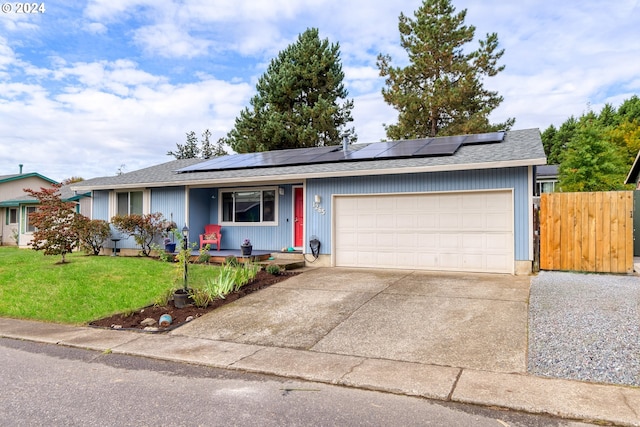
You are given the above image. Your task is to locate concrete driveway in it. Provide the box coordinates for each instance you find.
[173,268,530,373]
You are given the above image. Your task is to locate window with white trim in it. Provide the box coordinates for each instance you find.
[8,208,18,224]
[117,191,143,215]
[25,206,37,233]
[220,188,277,225]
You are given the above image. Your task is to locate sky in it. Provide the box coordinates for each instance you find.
[0,0,639,182]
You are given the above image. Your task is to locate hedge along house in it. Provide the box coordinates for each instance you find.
[73,128,546,275]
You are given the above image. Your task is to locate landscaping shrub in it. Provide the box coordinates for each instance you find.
[111,212,165,256]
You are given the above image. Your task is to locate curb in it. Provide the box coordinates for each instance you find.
[1,317,639,426]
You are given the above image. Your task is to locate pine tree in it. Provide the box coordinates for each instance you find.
[167,130,228,159]
[167,131,200,159]
[377,0,513,139]
[201,129,213,159]
[223,27,356,153]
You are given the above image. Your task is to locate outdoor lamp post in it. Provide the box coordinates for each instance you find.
[182,224,189,291]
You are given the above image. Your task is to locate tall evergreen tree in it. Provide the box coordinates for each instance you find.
[167,131,200,159]
[168,129,228,159]
[200,129,214,159]
[223,28,356,153]
[541,117,578,165]
[377,0,513,139]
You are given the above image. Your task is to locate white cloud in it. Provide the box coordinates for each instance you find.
[1,0,639,181]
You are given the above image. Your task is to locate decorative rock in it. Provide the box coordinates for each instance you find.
[140,317,156,327]
[159,314,172,327]
[143,326,160,332]
[111,324,123,329]
[185,316,194,322]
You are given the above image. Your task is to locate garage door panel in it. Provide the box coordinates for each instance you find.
[461,213,484,229]
[335,191,514,273]
[417,213,438,229]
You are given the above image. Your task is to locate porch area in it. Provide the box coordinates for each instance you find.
[187,249,305,270]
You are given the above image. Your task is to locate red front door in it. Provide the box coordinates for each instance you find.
[294,187,304,247]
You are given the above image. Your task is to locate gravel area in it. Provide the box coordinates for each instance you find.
[528,271,640,387]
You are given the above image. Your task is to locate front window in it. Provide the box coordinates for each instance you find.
[25,206,37,232]
[117,191,143,215]
[8,208,17,224]
[220,188,277,224]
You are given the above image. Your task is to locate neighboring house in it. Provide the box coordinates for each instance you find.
[73,128,546,275]
[534,164,559,196]
[0,167,91,247]
[625,150,640,188]
[0,167,57,247]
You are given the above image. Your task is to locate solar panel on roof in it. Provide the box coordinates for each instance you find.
[463,131,504,145]
[373,139,431,158]
[347,141,401,160]
[175,130,506,173]
[307,149,353,163]
[415,141,462,156]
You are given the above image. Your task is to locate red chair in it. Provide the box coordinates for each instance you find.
[199,224,221,250]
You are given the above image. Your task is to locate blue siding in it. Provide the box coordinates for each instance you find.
[188,185,298,251]
[188,188,215,247]
[92,188,188,250]
[306,167,531,260]
[92,190,109,220]
[152,187,187,229]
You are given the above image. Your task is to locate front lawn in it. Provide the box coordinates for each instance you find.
[0,247,215,324]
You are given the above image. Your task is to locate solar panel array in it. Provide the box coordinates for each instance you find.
[176,131,504,173]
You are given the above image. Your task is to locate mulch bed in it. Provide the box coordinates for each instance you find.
[89,270,298,332]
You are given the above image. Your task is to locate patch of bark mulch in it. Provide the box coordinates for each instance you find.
[89,270,298,332]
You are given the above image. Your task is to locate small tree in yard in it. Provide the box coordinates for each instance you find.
[24,184,79,263]
[75,216,112,255]
[111,212,165,256]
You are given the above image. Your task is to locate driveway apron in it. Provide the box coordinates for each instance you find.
[173,268,530,373]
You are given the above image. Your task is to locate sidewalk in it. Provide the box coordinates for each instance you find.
[1,316,639,426]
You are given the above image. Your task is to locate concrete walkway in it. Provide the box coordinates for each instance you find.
[1,267,639,426]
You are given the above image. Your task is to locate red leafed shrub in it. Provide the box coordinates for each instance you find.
[24,184,79,263]
[75,216,111,255]
[110,212,165,256]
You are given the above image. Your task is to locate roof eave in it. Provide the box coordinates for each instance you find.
[73,157,547,190]
[625,150,640,184]
[0,173,58,185]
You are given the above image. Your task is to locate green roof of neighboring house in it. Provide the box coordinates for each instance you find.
[0,172,58,185]
[0,186,90,207]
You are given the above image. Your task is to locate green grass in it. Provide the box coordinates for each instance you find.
[0,247,216,325]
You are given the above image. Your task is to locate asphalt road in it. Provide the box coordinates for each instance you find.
[0,338,593,427]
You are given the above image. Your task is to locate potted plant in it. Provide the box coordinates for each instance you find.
[241,238,252,256]
[163,237,176,254]
[173,225,193,308]
[163,221,178,253]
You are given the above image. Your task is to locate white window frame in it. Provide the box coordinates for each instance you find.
[25,206,37,233]
[109,189,150,218]
[8,208,18,224]
[219,187,278,226]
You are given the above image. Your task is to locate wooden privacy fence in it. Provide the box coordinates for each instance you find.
[539,191,633,274]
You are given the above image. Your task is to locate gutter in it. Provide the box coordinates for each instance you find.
[72,157,548,191]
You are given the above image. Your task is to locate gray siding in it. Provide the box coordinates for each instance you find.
[306,167,531,260]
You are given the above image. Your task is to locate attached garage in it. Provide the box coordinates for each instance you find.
[334,190,514,273]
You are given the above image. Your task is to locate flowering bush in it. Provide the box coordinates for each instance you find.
[242,238,251,246]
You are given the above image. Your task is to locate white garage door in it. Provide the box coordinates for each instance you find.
[334,190,514,273]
